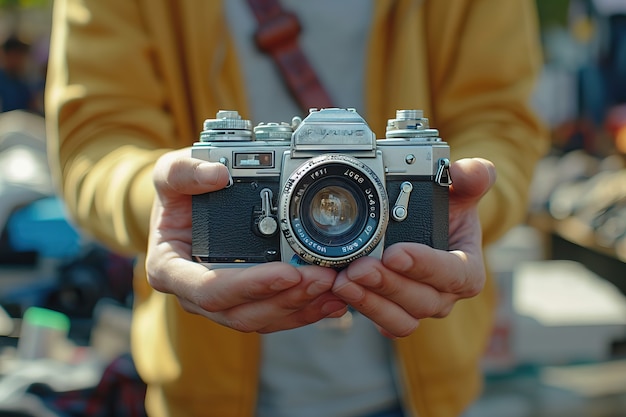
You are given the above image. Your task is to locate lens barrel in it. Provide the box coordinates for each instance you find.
[279,154,388,268]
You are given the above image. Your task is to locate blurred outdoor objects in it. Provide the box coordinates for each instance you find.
[1,0,626,416]
[1,3,143,415]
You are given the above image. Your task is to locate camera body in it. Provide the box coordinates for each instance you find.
[192,108,451,269]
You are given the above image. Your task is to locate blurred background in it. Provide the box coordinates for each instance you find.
[1,0,626,416]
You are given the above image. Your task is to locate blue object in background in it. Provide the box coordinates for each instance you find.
[6,197,81,259]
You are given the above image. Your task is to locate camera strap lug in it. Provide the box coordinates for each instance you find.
[435,158,452,187]
[391,181,413,222]
[257,188,278,236]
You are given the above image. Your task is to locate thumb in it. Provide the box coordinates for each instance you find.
[153,148,231,196]
[449,158,496,204]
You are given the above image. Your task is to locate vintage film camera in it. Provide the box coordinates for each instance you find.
[192,108,451,269]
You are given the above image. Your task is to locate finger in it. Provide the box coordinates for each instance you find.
[256,293,349,333]
[450,158,496,205]
[146,255,303,309]
[153,149,231,196]
[147,249,338,311]
[178,264,343,332]
[332,270,419,338]
[336,256,459,318]
[217,265,340,330]
[180,291,347,333]
[380,242,485,298]
[206,264,335,313]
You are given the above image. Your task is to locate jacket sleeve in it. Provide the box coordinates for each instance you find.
[426,0,549,244]
[46,0,174,256]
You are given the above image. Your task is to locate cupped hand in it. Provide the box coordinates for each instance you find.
[332,158,497,338]
[145,149,347,333]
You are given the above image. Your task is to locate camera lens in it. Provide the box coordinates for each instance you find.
[279,154,389,268]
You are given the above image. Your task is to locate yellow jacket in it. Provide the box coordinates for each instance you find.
[46,1,548,416]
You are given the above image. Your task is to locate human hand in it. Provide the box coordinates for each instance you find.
[145,149,347,333]
[331,158,496,338]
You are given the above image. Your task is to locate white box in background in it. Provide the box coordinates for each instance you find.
[512,260,626,365]
[483,225,547,372]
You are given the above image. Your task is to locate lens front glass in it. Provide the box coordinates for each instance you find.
[302,181,365,245]
[309,185,357,236]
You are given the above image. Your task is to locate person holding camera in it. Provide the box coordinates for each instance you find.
[46,1,548,416]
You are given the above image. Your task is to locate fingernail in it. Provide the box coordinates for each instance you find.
[347,263,381,287]
[306,280,330,296]
[379,327,399,340]
[386,251,413,273]
[195,162,227,185]
[474,158,497,187]
[269,277,299,291]
[334,281,365,303]
[321,301,348,316]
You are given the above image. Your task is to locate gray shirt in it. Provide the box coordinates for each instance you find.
[225,0,370,123]
[225,1,401,416]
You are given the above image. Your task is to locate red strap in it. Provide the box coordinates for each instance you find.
[246,0,335,112]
